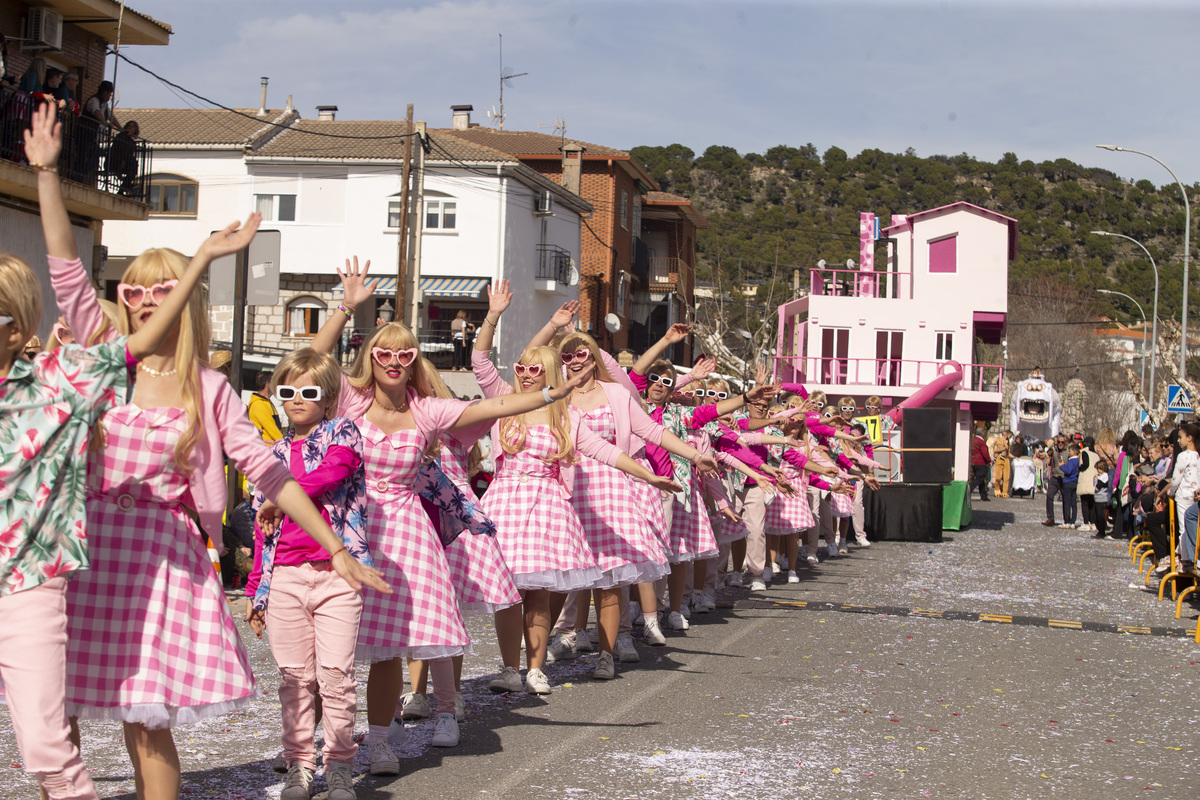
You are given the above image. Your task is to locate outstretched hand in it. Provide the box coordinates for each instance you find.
[663,323,690,344]
[488,279,514,316]
[550,299,580,329]
[244,601,266,638]
[746,383,779,404]
[197,213,263,262]
[647,475,683,493]
[693,454,720,477]
[332,551,391,594]
[555,363,595,397]
[689,355,717,381]
[24,101,61,167]
[754,361,768,386]
[337,256,377,309]
[719,506,741,523]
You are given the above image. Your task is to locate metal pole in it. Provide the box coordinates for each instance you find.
[1098,287,1147,403]
[226,245,248,517]
[395,104,414,323]
[1093,231,1160,413]
[1096,146,1190,376]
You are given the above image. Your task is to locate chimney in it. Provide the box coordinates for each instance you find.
[561,141,584,195]
[451,105,473,131]
[285,94,294,113]
[257,77,269,116]
[316,105,338,122]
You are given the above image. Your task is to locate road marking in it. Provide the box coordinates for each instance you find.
[735,598,1197,638]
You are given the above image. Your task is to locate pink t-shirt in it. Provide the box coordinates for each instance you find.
[272,442,361,566]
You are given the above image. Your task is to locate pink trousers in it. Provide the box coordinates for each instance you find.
[265,564,362,770]
[0,577,98,799]
[737,485,768,577]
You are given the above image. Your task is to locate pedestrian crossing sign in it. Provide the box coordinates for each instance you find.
[1167,384,1193,413]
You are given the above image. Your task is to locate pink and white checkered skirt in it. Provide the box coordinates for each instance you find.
[766,464,816,534]
[714,472,749,543]
[65,405,254,729]
[631,455,670,550]
[480,428,602,592]
[668,477,719,563]
[356,424,469,662]
[831,486,854,518]
[572,407,669,588]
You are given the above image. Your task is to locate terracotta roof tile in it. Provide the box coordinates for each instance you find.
[438,128,627,158]
[120,108,298,147]
[644,191,691,204]
[247,121,519,163]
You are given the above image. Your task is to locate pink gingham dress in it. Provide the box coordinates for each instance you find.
[65,405,255,728]
[667,433,719,563]
[631,455,670,552]
[764,457,816,534]
[571,406,669,587]
[439,437,521,615]
[356,420,470,661]
[480,425,603,592]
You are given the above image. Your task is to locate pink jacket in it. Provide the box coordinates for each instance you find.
[336,373,469,444]
[48,256,292,537]
[471,351,623,495]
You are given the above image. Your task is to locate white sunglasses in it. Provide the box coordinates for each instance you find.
[647,373,674,388]
[276,385,323,402]
[0,315,12,325]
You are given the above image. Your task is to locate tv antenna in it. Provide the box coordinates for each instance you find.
[495,33,527,130]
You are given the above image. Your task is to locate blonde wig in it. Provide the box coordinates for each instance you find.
[347,322,435,398]
[558,331,617,384]
[808,390,827,406]
[270,348,342,421]
[499,345,574,463]
[0,254,42,354]
[117,248,210,471]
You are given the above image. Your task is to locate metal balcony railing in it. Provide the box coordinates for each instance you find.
[773,354,1003,392]
[536,244,573,285]
[0,85,150,202]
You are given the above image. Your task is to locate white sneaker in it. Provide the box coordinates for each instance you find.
[388,718,407,745]
[825,545,838,559]
[400,691,431,719]
[726,572,744,587]
[524,667,552,694]
[665,611,690,631]
[574,628,595,653]
[642,616,667,646]
[430,713,460,747]
[545,631,576,663]
[762,566,774,583]
[488,665,523,694]
[679,601,691,620]
[787,570,799,583]
[690,592,710,614]
[855,534,871,547]
[454,691,465,722]
[749,579,768,591]
[699,593,717,612]
[281,762,314,800]
[806,554,820,567]
[615,632,641,662]
[368,741,400,776]
[325,762,356,800]
[592,651,616,680]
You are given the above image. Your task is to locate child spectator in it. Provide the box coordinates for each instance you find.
[1060,444,1081,528]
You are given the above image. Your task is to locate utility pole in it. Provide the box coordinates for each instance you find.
[408,121,426,330]
[395,104,414,319]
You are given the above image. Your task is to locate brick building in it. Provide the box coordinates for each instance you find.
[440,115,707,362]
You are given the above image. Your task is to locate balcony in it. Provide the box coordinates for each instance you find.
[535,244,575,292]
[0,85,151,220]
[772,354,1003,394]
[810,264,912,300]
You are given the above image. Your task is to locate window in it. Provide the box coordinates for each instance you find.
[425,199,457,230]
[821,328,849,385]
[256,193,296,222]
[875,330,904,386]
[387,200,403,228]
[286,296,326,337]
[936,332,953,361]
[620,190,629,230]
[929,235,957,273]
[632,195,642,237]
[147,174,198,215]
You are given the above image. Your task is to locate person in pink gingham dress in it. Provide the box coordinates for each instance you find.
[308,267,592,771]
[34,107,389,799]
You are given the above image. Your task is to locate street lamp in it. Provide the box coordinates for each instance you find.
[1097,288,1149,410]
[378,299,395,323]
[1096,145,1190,375]
[735,327,753,385]
[1092,230,1159,413]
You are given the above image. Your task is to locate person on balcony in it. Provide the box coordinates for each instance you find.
[16,56,45,95]
[106,120,140,196]
[83,80,120,131]
[55,72,79,114]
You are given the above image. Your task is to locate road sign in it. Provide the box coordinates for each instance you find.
[1167,384,1193,413]
[1140,410,1151,428]
[209,230,281,306]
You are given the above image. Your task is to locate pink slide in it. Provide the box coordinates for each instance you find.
[883,361,963,422]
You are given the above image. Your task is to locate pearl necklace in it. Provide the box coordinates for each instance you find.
[376,397,410,413]
[574,382,600,395]
[138,362,177,378]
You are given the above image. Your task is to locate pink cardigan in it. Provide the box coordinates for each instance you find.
[48,256,292,537]
[471,351,623,494]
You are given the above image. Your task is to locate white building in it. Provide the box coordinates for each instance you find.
[102,103,590,382]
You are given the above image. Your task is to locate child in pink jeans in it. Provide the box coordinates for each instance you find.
[245,349,372,800]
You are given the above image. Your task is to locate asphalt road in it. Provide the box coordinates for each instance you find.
[4,495,1200,799]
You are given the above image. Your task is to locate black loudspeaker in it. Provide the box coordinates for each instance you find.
[902,407,953,483]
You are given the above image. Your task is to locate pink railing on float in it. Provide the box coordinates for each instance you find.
[809,266,913,300]
[772,355,1003,393]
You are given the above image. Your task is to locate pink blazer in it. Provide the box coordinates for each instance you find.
[471,350,622,495]
[48,256,292,537]
[336,373,470,445]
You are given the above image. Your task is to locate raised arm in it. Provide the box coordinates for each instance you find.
[452,361,594,430]
[526,299,580,350]
[475,279,512,354]
[312,257,376,355]
[27,104,75,260]
[632,323,690,375]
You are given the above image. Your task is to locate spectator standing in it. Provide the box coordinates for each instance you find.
[54,72,79,113]
[970,425,992,501]
[82,80,120,130]
[16,56,45,94]
[1041,434,1069,526]
[1059,444,1081,528]
[1078,436,1099,532]
[450,309,474,371]
[990,429,1012,498]
[106,119,139,195]
[248,371,284,442]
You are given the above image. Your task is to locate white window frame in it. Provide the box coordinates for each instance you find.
[256,193,297,222]
[424,198,457,231]
[387,200,403,229]
[936,331,954,361]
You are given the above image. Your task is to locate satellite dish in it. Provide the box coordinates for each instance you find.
[846,259,856,269]
[817,259,826,269]
[568,258,580,286]
[604,313,622,333]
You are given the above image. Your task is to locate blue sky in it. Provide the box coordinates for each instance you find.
[114,0,1200,187]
